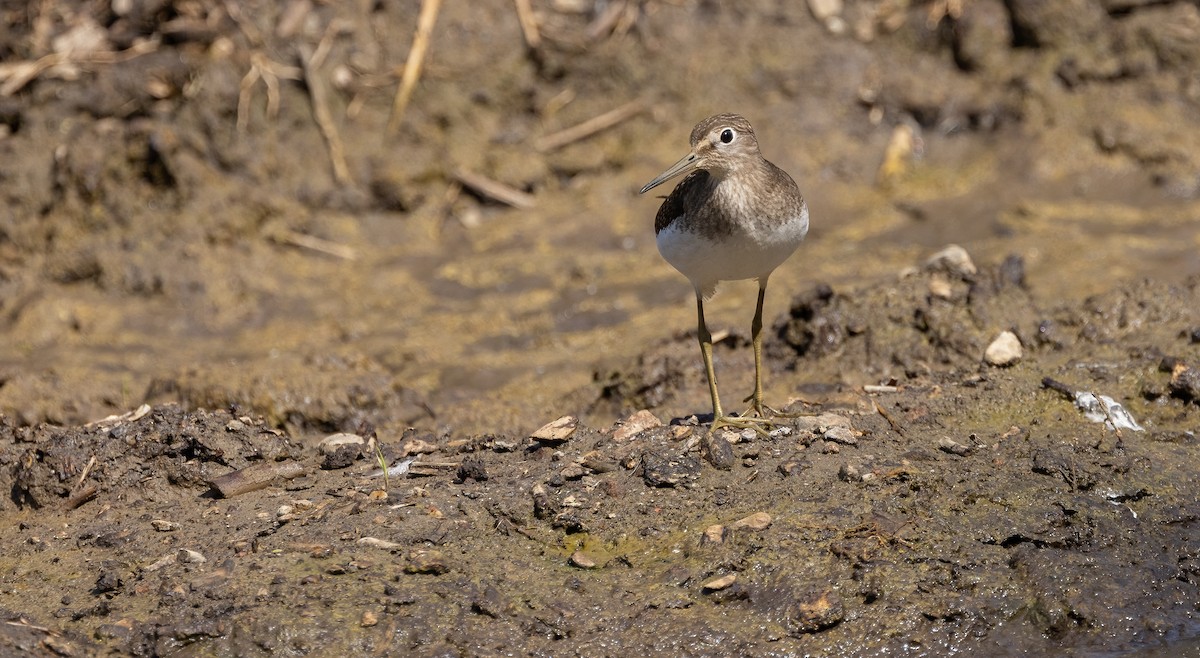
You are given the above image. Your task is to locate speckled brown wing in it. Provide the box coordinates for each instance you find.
[654,170,710,235]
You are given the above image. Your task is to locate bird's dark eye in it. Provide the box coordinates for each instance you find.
[720,129,734,144]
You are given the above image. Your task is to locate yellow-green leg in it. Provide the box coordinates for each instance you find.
[739,280,816,415]
[744,284,768,417]
[695,293,772,436]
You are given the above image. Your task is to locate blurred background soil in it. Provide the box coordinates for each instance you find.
[1,0,1199,656]
[0,0,1197,436]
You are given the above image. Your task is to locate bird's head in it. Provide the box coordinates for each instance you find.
[640,113,760,194]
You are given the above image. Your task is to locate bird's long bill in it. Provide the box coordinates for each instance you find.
[639,151,699,194]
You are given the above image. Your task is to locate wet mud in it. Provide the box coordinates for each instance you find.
[1,0,1199,655]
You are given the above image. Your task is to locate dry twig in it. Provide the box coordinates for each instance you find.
[237,52,300,132]
[273,229,358,260]
[513,0,541,49]
[535,99,646,152]
[298,44,353,185]
[453,169,535,209]
[388,0,443,134]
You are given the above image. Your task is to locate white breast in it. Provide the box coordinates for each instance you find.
[657,205,808,299]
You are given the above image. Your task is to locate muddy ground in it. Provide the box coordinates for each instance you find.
[2,0,1200,656]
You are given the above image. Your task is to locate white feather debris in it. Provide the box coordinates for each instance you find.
[1074,392,1144,432]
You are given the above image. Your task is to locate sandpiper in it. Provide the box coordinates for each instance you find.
[640,113,809,433]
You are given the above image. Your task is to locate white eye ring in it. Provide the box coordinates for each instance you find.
[719,128,735,144]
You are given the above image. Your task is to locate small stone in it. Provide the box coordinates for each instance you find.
[457,455,488,482]
[561,463,586,480]
[984,331,1022,367]
[400,438,438,456]
[319,433,365,456]
[938,437,971,456]
[553,511,587,534]
[357,537,402,550]
[700,432,735,471]
[276,505,295,521]
[793,413,852,435]
[670,425,693,440]
[778,457,809,477]
[822,441,840,454]
[641,452,702,488]
[405,550,449,575]
[580,451,617,473]
[532,483,557,520]
[612,410,662,442]
[925,244,977,277]
[730,512,772,531]
[94,570,121,594]
[569,551,598,569]
[1169,362,1200,402]
[360,610,379,627]
[823,426,858,445]
[928,272,953,299]
[785,590,845,635]
[769,425,793,439]
[531,415,578,444]
[702,574,737,591]
[151,519,179,532]
[838,463,863,482]
[177,549,206,564]
[702,524,725,544]
[225,419,247,432]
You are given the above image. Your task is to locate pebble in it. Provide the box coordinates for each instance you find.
[613,409,662,442]
[702,524,725,544]
[531,415,578,444]
[177,549,206,564]
[357,537,402,550]
[457,455,488,482]
[938,437,971,456]
[984,330,1022,366]
[319,433,365,456]
[730,512,772,531]
[793,413,853,435]
[531,483,557,520]
[151,519,179,532]
[400,438,438,456]
[700,432,735,470]
[822,441,841,454]
[925,244,977,277]
[702,574,737,591]
[360,611,379,627]
[641,452,701,488]
[1168,361,1200,402]
[786,590,845,635]
[569,550,598,569]
[404,550,450,575]
[670,425,693,440]
[823,426,858,445]
[928,272,953,299]
[777,457,809,477]
[580,451,617,473]
[838,463,863,482]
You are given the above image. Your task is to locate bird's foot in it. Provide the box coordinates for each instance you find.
[710,413,775,438]
[740,394,820,419]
